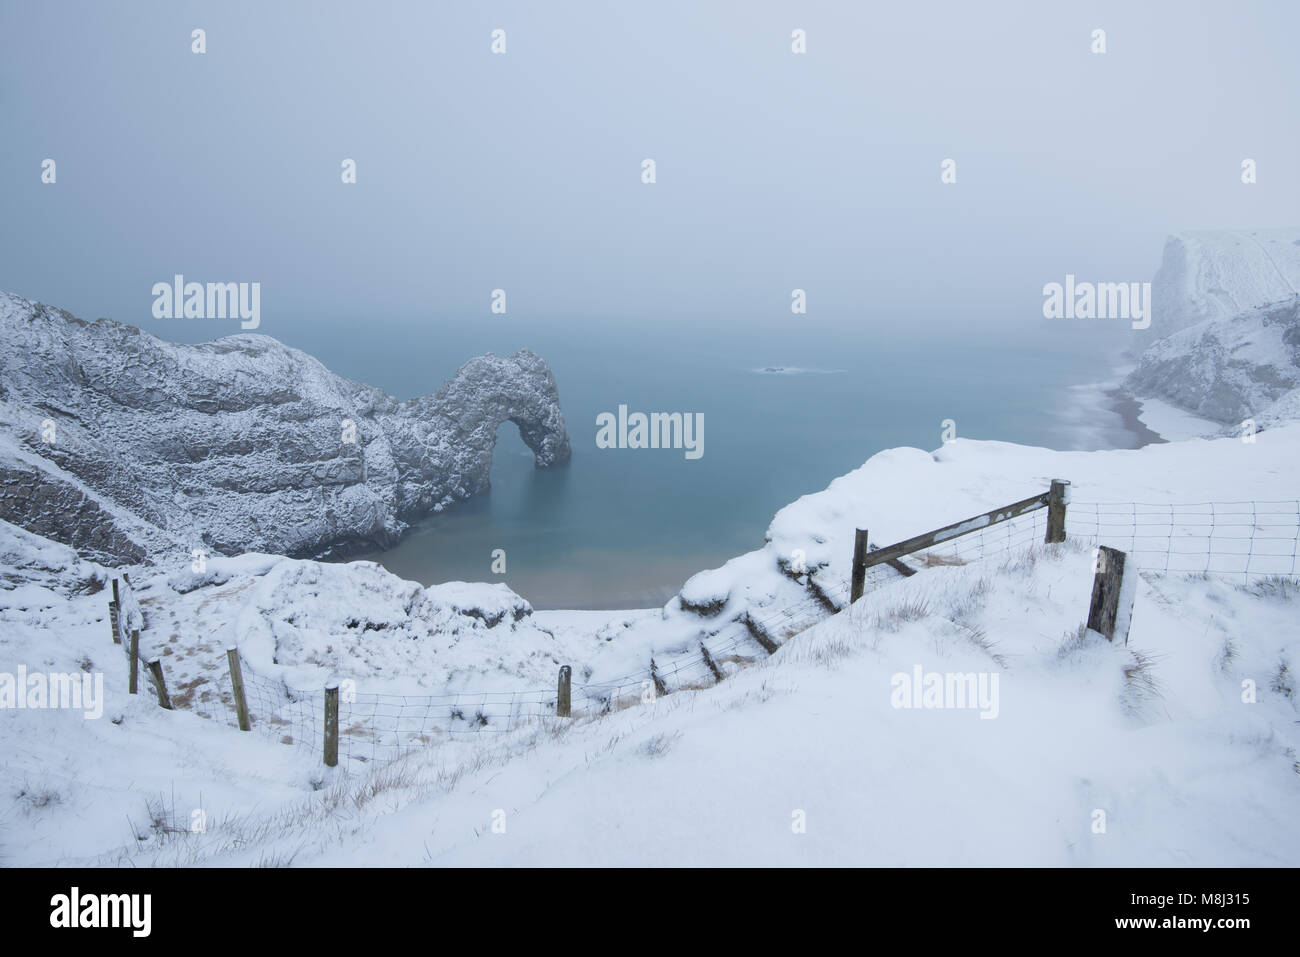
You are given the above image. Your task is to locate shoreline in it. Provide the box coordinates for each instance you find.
[1104,387,1168,448]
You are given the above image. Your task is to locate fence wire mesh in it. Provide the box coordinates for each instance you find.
[1066,500,1300,580]
[215,662,559,763]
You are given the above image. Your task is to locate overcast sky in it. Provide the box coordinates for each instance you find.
[2,0,1298,339]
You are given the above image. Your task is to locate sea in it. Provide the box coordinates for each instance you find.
[253,315,1140,609]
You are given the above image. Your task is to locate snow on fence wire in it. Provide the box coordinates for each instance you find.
[105,493,1300,766]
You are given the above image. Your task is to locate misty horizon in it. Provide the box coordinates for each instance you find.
[4,1,1298,345]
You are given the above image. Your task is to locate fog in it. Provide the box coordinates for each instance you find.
[2,0,1297,352]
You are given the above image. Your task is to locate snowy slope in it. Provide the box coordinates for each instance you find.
[308,558,1298,867]
[677,422,1300,642]
[5,534,1295,866]
[2,425,1298,866]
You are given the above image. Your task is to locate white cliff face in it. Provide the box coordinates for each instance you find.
[1125,296,1300,428]
[0,290,570,565]
[1120,230,1300,432]
[1146,228,1300,343]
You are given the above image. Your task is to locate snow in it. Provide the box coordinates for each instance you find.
[1125,297,1300,426]
[678,565,736,613]
[2,425,1298,866]
[1134,396,1223,442]
[1148,228,1300,342]
[0,289,571,565]
[934,514,992,542]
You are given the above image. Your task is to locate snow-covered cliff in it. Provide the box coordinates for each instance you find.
[1146,228,1300,344]
[1125,296,1300,428]
[1121,230,1300,432]
[0,290,571,565]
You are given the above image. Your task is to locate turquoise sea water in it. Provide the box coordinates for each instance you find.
[287,317,1134,609]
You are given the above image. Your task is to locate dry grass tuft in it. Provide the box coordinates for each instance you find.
[14,781,60,813]
[638,731,681,758]
[1270,659,1294,700]
[1056,623,1094,661]
[1247,575,1299,601]
[1120,649,1164,718]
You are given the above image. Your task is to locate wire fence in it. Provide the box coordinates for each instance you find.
[220,662,559,763]
[112,497,1300,764]
[892,506,1051,568]
[1066,500,1300,580]
[112,575,165,701]
[888,498,1300,582]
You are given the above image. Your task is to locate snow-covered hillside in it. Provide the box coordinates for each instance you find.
[1117,230,1300,440]
[2,426,1297,866]
[1125,296,1300,429]
[1146,228,1300,344]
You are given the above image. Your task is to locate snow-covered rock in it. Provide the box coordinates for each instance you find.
[1125,296,1300,427]
[0,290,571,565]
[0,517,107,597]
[1118,230,1300,431]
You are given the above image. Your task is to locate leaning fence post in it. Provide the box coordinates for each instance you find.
[649,658,669,698]
[700,642,724,684]
[110,578,122,644]
[1086,546,1136,644]
[323,682,339,767]
[226,647,251,731]
[146,657,173,710]
[850,528,869,602]
[128,629,140,694]
[1046,479,1070,544]
[557,665,572,718]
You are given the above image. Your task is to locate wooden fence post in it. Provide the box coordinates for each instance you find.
[323,682,339,767]
[1046,479,1070,544]
[226,647,251,731]
[850,528,869,602]
[110,578,122,644]
[146,657,173,710]
[128,629,140,694]
[556,665,571,718]
[1086,546,1136,644]
[649,658,669,698]
[700,643,724,684]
